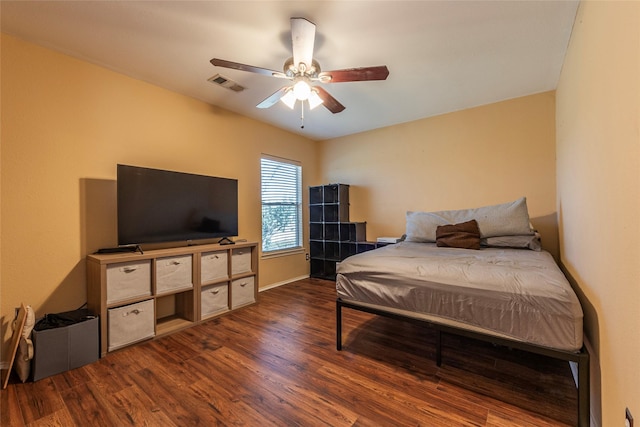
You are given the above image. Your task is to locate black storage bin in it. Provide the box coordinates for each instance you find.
[31,309,99,381]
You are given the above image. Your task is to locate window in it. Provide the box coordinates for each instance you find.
[261,156,302,254]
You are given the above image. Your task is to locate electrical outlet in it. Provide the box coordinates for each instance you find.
[626,408,634,427]
[305,253,310,261]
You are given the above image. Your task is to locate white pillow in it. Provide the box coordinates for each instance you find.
[406,197,533,242]
[481,233,542,251]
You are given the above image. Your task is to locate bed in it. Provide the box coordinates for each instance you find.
[335,198,590,426]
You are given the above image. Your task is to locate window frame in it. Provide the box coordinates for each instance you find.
[260,155,303,257]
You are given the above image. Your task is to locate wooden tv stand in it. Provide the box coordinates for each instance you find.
[86,241,258,357]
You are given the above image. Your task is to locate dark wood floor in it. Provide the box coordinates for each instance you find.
[2,278,577,426]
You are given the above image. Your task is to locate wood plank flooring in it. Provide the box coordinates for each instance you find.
[1,278,577,426]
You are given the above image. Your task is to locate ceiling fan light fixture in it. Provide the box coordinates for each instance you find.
[212,17,387,118]
[308,89,324,110]
[280,89,297,109]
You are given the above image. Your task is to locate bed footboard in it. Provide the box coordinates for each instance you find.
[336,298,590,427]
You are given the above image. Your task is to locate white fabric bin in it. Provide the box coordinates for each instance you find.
[231,248,252,275]
[108,299,155,351]
[106,260,151,304]
[201,251,228,283]
[231,276,255,309]
[156,255,193,294]
[201,284,229,317]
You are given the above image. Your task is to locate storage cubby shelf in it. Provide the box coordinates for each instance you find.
[87,241,258,357]
[309,184,379,280]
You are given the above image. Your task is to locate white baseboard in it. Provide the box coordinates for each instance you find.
[259,275,310,292]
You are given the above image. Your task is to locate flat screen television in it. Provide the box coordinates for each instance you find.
[117,164,238,246]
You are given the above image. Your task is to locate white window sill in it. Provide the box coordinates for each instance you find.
[261,247,305,260]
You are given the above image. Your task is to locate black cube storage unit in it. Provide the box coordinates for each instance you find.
[309,184,370,280]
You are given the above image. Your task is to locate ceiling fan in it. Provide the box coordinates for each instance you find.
[210,17,389,117]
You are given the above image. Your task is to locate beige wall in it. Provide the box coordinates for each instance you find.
[556,2,640,425]
[319,91,559,257]
[1,34,317,356]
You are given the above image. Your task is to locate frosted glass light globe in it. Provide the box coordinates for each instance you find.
[293,80,311,100]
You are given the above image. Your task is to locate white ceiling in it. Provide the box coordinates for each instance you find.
[1,1,579,141]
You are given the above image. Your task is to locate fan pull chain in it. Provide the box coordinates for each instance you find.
[300,102,305,129]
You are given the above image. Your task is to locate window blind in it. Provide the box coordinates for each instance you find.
[261,157,302,253]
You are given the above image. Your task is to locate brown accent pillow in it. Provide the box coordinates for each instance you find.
[436,219,481,250]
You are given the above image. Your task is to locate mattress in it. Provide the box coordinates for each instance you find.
[336,242,583,352]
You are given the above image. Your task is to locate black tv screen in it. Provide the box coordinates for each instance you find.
[117,164,238,246]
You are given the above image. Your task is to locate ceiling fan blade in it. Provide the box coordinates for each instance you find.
[291,17,316,71]
[314,87,345,114]
[256,87,289,109]
[320,66,390,83]
[211,58,282,77]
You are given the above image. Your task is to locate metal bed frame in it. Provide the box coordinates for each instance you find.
[336,298,590,427]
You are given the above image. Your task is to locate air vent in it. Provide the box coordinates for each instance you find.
[207,74,246,92]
